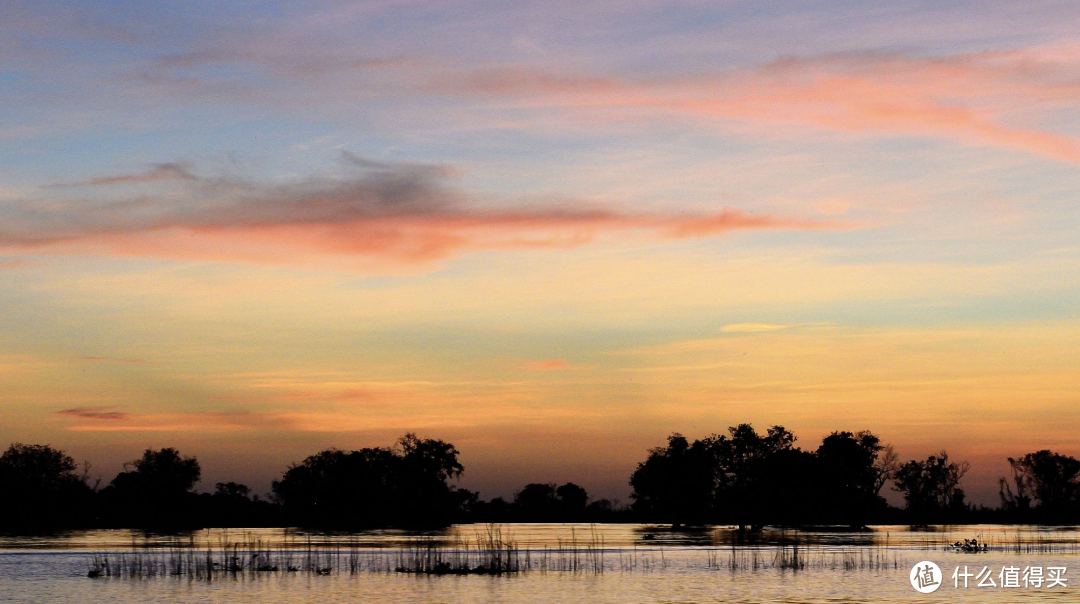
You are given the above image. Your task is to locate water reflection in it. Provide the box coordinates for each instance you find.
[1,525,1079,604]
[5,523,1080,551]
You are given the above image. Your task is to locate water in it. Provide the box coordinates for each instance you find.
[1,524,1077,603]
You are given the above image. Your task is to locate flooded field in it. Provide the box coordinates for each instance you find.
[1,524,1077,603]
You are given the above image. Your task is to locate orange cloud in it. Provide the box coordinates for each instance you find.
[720,323,789,333]
[520,359,597,371]
[80,356,149,364]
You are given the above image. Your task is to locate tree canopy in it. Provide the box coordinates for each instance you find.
[630,425,894,527]
[1000,450,1080,521]
[0,443,93,530]
[272,433,471,528]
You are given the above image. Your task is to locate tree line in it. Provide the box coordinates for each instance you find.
[1,425,1078,531]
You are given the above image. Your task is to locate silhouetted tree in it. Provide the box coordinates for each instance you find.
[815,431,890,525]
[100,448,202,528]
[471,496,512,521]
[509,482,590,521]
[110,448,201,497]
[893,451,968,522]
[196,481,280,527]
[712,424,808,528]
[1000,450,1080,521]
[0,443,93,531]
[514,483,558,520]
[585,498,612,515]
[272,447,395,526]
[630,425,906,526]
[629,434,716,525]
[872,444,900,496]
[215,481,250,499]
[272,433,468,528]
[394,434,466,524]
[717,425,816,529]
[556,482,589,517]
[630,425,811,527]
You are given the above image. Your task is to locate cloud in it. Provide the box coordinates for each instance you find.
[85,163,195,186]
[57,409,293,432]
[0,157,840,268]
[57,406,129,421]
[812,199,852,216]
[438,47,1080,165]
[80,356,149,364]
[148,49,412,78]
[721,323,789,333]
[0,260,35,269]
[55,408,426,433]
[520,359,597,371]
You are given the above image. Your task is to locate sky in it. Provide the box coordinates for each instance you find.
[3,0,1080,505]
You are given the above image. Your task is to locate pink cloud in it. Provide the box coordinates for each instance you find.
[2,160,843,268]
[51,208,835,268]
[439,48,1080,165]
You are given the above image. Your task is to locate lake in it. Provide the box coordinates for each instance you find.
[1,524,1076,603]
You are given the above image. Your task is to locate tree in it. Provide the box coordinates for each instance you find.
[0,443,93,530]
[629,434,717,525]
[273,447,400,527]
[113,448,201,496]
[514,483,557,520]
[393,434,466,524]
[814,431,891,524]
[272,433,468,528]
[198,481,280,528]
[99,448,202,528]
[712,424,809,527]
[555,482,589,516]
[893,451,968,520]
[398,433,463,483]
[214,481,251,499]
[1000,450,1080,520]
[872,444,900,496]
[817,431,882,494]
[510,482,590,521]
[629,425,808,527]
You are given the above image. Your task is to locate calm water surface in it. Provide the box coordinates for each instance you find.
[1,524,1077,603]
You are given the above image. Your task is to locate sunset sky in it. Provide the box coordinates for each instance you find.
[3,1,1080,505]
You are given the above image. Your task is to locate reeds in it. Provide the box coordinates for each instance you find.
[704,532,904,572]
[86,525,908,581]
[86,532,346,579]
[392,526,522,574]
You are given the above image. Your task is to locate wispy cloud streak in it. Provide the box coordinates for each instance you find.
[520,359,596,371]
[0,158,838,267]
[57,406,129,421]
[437,48,1080,164]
